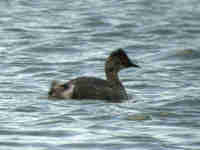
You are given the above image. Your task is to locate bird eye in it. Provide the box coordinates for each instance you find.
[61,84,69,89]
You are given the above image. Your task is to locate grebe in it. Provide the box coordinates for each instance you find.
[48,48,140,102]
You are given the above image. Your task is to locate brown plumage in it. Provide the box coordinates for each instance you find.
[48,48,140,102]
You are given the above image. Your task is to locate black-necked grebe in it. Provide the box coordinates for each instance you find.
[48,48,140,102]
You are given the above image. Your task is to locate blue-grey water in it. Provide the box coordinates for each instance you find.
[0,0,200,150]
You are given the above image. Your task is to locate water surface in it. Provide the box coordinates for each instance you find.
[0,0,200,150]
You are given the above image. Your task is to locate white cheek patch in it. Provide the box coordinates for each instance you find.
[61,84,75,99]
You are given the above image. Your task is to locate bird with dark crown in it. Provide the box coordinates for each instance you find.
[48,48,140,102]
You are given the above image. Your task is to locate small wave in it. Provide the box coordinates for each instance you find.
[161,48,200,61]
[173,49,200,59]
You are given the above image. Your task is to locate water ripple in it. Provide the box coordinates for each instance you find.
[0,0,200,150]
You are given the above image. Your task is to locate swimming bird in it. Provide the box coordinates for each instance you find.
[48,48,140,102]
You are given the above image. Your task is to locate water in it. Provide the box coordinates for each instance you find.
[0,0,200,149]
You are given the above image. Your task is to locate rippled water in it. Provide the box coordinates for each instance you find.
[1,0,200,149]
